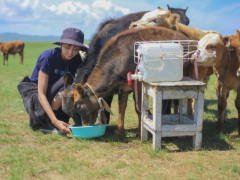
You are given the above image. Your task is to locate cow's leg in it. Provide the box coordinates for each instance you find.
[115,92,129,135]
[173,99,179,113]
[5,54,8,65]
[215,80,229,134]
[187,98,193,116]
[162,100,172,114]
[19,52,23,65]
[235,90,240,136]
[3,54,6,65]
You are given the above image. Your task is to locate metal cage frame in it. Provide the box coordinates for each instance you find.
[134,40,198,64]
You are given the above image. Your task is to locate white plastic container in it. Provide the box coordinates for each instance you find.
[137,42,183,82]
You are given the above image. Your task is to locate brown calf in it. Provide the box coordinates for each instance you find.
[68,27,189,135]
[0,41,24,65]
[195,32,240,135]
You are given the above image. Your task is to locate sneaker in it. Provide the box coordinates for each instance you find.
[40,120,63,134]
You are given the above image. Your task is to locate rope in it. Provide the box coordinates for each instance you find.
[85,83,112,126]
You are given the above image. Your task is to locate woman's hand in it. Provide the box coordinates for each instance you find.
[53,119,72,134]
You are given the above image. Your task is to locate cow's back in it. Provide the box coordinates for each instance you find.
[1,41,24,54]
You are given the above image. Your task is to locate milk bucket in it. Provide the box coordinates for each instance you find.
[137,42,183,82]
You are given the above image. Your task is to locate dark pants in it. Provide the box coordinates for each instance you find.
[17,76,70,129]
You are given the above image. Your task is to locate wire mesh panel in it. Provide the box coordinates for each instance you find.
[133,40,198,82]
[134,40,198,64]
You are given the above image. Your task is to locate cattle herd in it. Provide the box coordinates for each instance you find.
[2,5,240,136]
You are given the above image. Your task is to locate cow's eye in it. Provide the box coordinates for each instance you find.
[75,103,83,111]
[209,45,216,50]
[152,19,159,23]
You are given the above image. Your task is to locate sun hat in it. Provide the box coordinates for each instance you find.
[53,27,88,51]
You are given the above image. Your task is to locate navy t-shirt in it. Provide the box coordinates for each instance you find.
[30,47,82,87]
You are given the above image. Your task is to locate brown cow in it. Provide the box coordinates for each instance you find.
[0,41,24,65]
[194,32,240,135]
[62,27,189,135]
[229,30,240,77]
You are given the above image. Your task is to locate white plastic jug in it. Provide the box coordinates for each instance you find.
[137,42,183,82]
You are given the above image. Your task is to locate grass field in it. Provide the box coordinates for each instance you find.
[0,42,240,180]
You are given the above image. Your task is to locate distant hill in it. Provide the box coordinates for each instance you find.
[0,32,59,42]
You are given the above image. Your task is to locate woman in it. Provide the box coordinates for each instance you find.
[18,27,88,134]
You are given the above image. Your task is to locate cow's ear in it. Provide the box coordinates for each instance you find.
[80,74,88,85]
[75,84,85,95]
[168,14,180,27]
[64,73,74,89]
[223,36,231,47]
[73,84,85,102]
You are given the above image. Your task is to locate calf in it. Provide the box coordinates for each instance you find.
[194,32,240,135]
[0,41,24,65]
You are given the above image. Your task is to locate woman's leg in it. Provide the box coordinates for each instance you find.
[47,77,70,123]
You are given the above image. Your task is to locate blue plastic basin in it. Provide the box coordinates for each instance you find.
[70,124,107,138]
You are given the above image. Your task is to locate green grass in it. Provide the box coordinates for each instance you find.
[0,42,240,179]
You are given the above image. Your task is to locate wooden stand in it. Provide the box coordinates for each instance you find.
[141,77,205,150]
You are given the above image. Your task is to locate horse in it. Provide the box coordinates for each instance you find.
[62,27,189,135]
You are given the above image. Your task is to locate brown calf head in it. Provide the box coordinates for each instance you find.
[61,73,89,125]
[129,8,180,29]
[194,32,227,66]
[73,82,113,126]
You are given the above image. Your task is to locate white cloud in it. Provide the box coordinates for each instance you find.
[114,6,130,15]
[55,1,77,15]
[20,0,30,8]
[92,0,112,11]
[75,2,90,14]
[32,0,39,8]
[42,1,90,15]
[92,0,130,15]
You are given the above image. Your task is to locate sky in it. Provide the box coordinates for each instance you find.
[0,0,240,40]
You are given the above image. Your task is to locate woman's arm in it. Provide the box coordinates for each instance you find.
[38,70,71,133]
